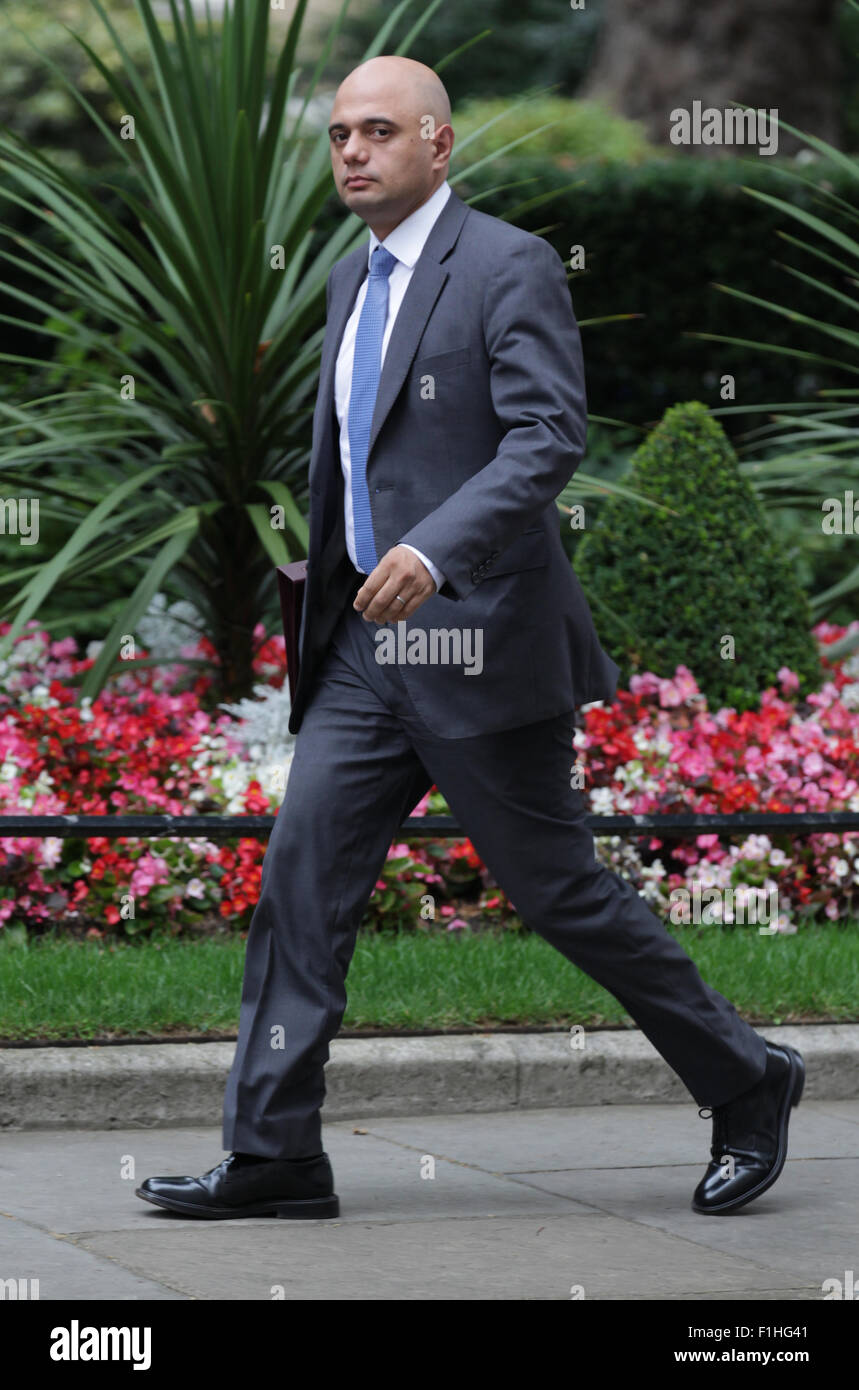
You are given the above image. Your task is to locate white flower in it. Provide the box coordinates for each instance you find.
[588,786,617,816]
[695,862,721,889]
[842,651,859,679]
[28,770,55,799]
[12,636,45,665]
[136,592,206,659]
[738,834,771,861]
[25,684,60,710]
[39,837,64,868]
[218,682,296,758]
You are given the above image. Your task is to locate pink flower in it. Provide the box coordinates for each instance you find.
[678,750,711,779]
[629,672,661,696]
[657,678,684,708]
[802,751,825,778]
[657,666,700,708]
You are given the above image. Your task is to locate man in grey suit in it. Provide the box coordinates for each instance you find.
[138,56,804,1223]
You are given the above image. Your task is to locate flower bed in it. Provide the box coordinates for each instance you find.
[1,615,857,937]
[576,628,859,932]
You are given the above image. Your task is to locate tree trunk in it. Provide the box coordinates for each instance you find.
[581,0,843,156]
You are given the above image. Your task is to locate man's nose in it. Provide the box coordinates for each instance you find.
[341,137,368,164]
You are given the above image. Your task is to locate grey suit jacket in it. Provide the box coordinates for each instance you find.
[287,187,620,738]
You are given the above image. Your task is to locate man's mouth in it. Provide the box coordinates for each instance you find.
[345,176,373,187]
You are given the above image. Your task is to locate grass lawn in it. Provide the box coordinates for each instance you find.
[1,921,857,1043]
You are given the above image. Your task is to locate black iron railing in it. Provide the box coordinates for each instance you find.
[2,811,859,840]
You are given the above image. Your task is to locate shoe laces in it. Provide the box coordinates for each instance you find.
[698,1103,729,1159]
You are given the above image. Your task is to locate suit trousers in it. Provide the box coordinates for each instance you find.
[222,588,769,1159]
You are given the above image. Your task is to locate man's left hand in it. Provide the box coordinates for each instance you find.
[354,545,435,623]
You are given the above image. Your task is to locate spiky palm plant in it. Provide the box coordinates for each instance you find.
[687,31,859,661]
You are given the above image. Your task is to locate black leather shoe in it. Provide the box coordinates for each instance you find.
[135,1152,339,1220]
[692,1041,804,1215]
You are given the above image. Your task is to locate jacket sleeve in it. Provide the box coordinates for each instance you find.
[394,234,587,601]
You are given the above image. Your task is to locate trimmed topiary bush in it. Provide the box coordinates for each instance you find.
[574,401,824,712]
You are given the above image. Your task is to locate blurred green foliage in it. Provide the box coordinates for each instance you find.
[335,0,604,105]
[453,150,859,432]
[837,0,859,149]
[452,93,656,166]
[0,0,158,169]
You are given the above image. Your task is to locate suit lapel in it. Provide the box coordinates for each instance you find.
[366,257,448,462]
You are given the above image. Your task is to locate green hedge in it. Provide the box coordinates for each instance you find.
[461,152,859,434]
[307,146,859,437]
[452,93,655,165]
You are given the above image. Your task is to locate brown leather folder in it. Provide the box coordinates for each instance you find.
[276,559,308,704]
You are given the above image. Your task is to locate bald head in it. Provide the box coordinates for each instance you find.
[336,56,451,130]
[328,55,454,240]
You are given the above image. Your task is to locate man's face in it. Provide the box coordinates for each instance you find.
[327,79,445,232]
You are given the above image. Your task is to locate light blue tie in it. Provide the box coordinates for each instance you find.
[348,244,398,573]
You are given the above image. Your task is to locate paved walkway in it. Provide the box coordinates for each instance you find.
[3,1099,857,1300]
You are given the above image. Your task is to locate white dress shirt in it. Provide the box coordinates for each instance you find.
[333,179,452,592]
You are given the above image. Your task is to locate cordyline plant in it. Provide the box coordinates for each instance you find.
[0,0,650,704]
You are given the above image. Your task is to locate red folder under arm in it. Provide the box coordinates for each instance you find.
[275,560,307,704]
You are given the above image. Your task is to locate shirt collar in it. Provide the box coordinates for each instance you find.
[367,180,452,270]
